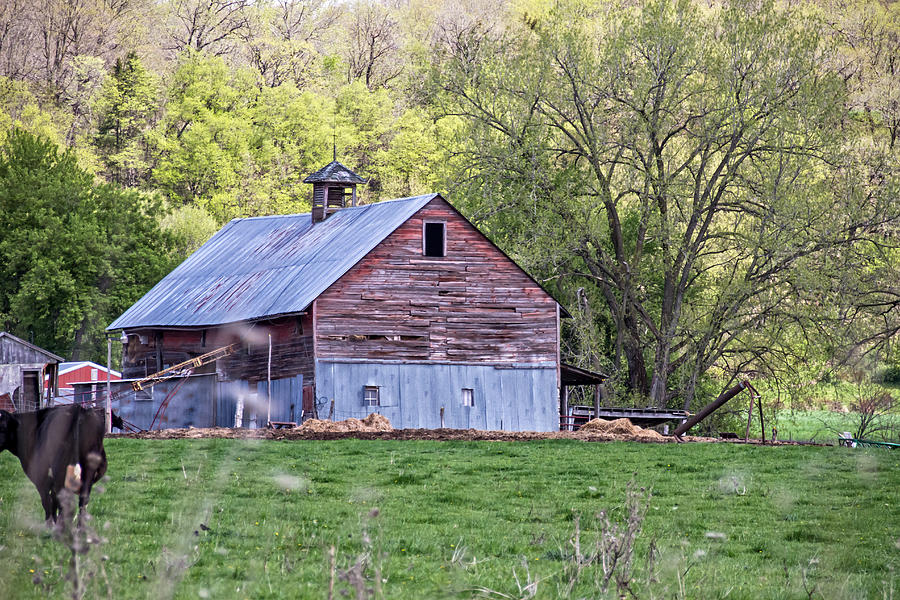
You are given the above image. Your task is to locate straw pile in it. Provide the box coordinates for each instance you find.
[578,418,665,440]
[299,413,394,433]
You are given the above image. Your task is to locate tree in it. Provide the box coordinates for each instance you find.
[343,1,403,89]
[433,0,899,408]
[95,51,160,186]
[164,0,250,56]
[241,0,339,88]
[0,130,172,361]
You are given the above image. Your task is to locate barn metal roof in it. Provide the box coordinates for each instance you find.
[107,194,438,330]
[302,161,367,184]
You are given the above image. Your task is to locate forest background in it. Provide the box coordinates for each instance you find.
[0,0,897,416]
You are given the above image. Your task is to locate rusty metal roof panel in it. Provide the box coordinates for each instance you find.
[107,194,438,330]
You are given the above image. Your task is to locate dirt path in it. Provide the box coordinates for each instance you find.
[114,416,734,443]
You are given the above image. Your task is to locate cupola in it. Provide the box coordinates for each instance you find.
[303,161,367,223]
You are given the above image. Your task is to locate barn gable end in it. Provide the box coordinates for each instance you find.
[316,196,557,365]
[313,196,560,431]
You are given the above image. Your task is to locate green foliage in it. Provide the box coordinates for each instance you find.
[95,52,160,186]
[0,0,896,399]
[159,204,220,263]
[433,0,898,409]
[0,77,69,148]
[2,438,898,598]
[0,130,173,361]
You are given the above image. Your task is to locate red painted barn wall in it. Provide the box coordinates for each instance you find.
[59,365,121,388]
[315,197,559,365]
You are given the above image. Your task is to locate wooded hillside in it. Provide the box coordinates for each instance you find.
[0,0,897,410]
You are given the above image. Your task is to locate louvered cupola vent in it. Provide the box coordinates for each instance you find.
[303,161,367,223]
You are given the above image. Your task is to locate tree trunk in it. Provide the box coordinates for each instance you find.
[622,332,649,397]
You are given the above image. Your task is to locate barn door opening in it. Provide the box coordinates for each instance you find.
[302,384,314,419]
[22,371,40,411]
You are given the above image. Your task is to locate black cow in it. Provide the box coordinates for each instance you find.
[0,405,108,522]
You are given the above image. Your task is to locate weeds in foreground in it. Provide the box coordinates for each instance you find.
[329,508,385,600]
[34,487,110,600]
[477,478,652,600]
[560,478,652,597]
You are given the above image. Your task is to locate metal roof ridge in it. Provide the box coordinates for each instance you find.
[217,194,441,225]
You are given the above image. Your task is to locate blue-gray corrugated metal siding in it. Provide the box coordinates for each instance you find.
[107,194,438,330]
[86,374,304,430]
[315,361,558,432]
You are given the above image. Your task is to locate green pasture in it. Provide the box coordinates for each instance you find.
[1,438,898,599]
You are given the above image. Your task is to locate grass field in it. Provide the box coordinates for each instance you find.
[1,438,898,599]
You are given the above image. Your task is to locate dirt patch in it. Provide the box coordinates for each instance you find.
[118,415,723,443]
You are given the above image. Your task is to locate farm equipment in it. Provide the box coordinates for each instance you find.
[839,437,900,450]
[106,343,239,431]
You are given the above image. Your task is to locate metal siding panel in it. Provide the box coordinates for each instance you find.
[398,365,419,429]
[538,368,557,431]
[482,367,500,430]
[432,363,451,428]
[314,361,555,431]
[218,380,249,427]
[500,370,520,432]
[443,363,461,429]
[418,364,433,428]
[519,370,536,431]
[216,381,237,427]
[473,366,488,430]
[115,374,217,430]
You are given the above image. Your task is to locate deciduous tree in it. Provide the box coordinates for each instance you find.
[434,0,899,408]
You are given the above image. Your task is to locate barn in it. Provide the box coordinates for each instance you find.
[52,361,122,404]
[0,332,61,412]
[106,162,582,431]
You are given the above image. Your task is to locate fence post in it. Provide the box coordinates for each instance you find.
[440,406,445,428]
[266,333,272,427]
[106,337,112,434]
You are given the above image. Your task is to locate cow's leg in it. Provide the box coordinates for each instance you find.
[38,485,55,523]
[77,450,105,517]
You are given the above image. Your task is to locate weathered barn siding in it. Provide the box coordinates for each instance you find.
[311,196,560,430]
[315,197,558,365]
[316,360,558,431]
[120,315,315,386]
[0,332,61,411]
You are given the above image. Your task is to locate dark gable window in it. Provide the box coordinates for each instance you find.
[424,222,446,257]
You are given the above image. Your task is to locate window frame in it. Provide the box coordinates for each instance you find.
[461,388,475,407]
[364,385,381,407]
[422,221,447,257]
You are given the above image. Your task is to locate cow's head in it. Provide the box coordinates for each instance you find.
[0,410,18,452]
